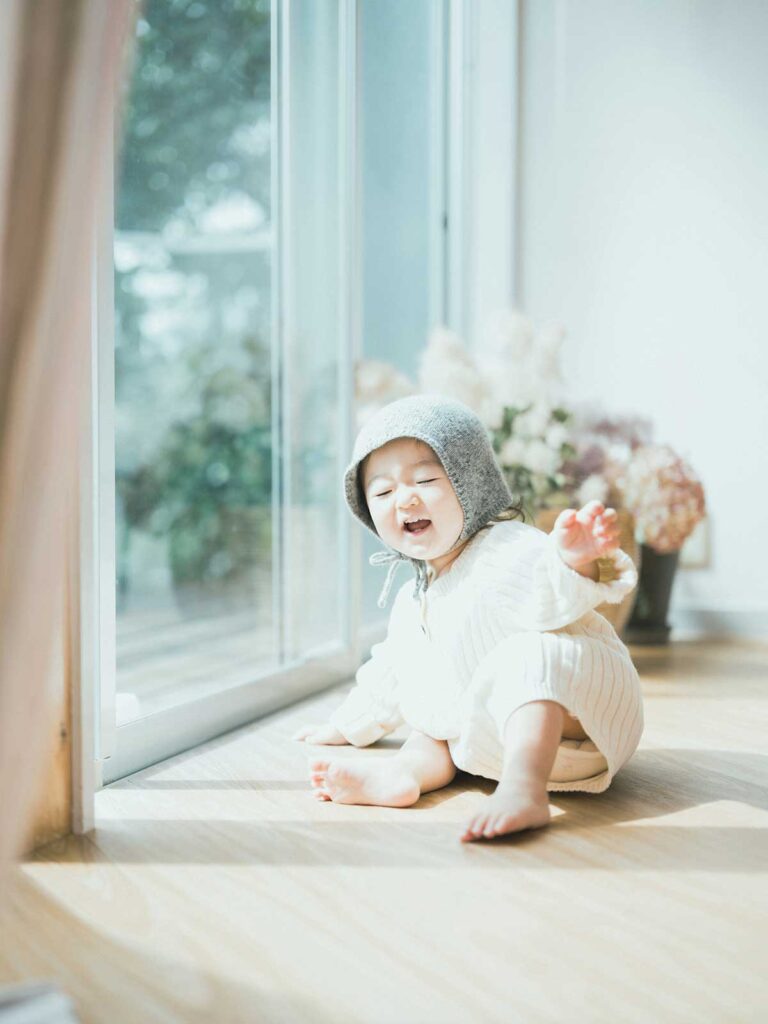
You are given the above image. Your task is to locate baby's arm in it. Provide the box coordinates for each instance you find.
[327,636,404,745]
[488,501,637,632]
[293,631,404,747]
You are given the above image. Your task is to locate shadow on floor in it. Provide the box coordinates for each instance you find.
[31,748,768,871]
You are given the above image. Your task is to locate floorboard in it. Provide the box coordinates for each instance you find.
[2,638,767,1023]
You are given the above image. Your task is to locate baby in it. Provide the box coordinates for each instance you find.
[294,395,643,842]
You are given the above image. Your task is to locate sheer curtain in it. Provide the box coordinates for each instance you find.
[0,0,136,867]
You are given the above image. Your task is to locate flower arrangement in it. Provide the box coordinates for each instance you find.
[353,307,707,554]
[558,403,705,554]
[621,444,706,554]
[354,313,605,520]
[558,402,654,509]
[486,402,574,520]
[417,312,578,520]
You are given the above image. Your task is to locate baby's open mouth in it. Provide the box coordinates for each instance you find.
[403,519,431,535]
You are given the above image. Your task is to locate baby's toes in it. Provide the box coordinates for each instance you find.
[309,758,334,802]
[460,814,488,842]
[309,759,329,790]
[482,815,504,838]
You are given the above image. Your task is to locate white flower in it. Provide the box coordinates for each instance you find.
[483,364,528,411]
[481,309,535,362]
[475,308,569,416]
[530,345,563,388]
[525,438,560,476]
[476,309,537,409]
[421,324,468,363]
[499,437,527,465]
[355,359,414,399]
[607,441,632,465]
[356,360,388,394]
[545,422,569,450]
[531,471,552,497]
[536,322,566,357]
[478,393,505,430]
[417,325,489,414]
[576,473,610,506]
[354,360,415,426]
[516,401,552,438]
[482,364,534,411]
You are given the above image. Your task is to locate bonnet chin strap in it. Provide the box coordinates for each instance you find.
[369,549,429,609]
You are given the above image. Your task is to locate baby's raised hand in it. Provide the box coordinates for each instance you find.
[551,500,620,570]
[292,723,350,745]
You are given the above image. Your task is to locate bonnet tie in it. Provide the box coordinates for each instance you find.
[369,549,429,609]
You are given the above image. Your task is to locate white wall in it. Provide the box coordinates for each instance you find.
[517,0,768,636]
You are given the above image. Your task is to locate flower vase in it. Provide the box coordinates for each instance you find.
[623,544,680,645]
[533,507,640,638]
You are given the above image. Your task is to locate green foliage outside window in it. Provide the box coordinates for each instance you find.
[114,0,273,606]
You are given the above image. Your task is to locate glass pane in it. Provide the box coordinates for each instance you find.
[282,0,346,663]
[359,0,443,623]
[113,0,275,722]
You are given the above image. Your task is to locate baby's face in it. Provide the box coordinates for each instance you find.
[361,437,464,560]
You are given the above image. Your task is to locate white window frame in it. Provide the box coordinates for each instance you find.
[446,0,520,343]
[71,0,512,825]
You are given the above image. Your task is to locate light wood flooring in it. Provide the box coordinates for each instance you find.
[2,638,767,1023]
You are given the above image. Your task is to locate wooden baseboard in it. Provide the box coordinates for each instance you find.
[23,693,72,855]
[22,561,73,855]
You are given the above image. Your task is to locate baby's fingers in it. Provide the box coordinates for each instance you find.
[553,508,578,532]
[595,509,619,536]
[576,500,604,526]
[292,724,317,741]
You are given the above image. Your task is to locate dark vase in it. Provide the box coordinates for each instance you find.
[624,544,680,644]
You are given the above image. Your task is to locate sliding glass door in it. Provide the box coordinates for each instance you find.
[113,0,276,721]
[99,0,359,782]
[91,0,452,785]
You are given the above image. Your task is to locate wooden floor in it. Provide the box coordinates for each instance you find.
[2,638,768,1023]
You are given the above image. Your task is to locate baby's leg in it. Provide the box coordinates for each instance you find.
[562,709,589,740]
[310,730,456,808]
[461,699,566,842]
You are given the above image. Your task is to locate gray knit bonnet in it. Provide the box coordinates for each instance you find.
[344,394,515,609]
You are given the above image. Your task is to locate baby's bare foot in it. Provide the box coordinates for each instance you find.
[309,757,421,807]
[460,779,551,842]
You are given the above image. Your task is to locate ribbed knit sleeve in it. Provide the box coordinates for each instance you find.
[328,635,404,747]
[480,525,638,632]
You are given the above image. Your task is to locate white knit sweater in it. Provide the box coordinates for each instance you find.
[329,520,644,793]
